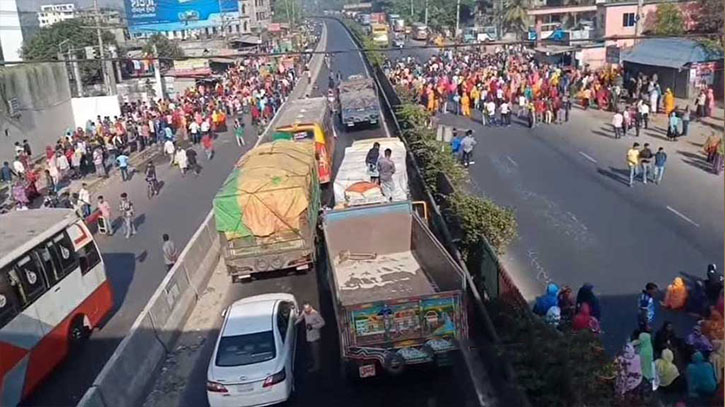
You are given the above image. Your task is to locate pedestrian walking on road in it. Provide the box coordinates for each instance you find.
[164,139,176,165]
[233,119,245,147]
[638,100,650,129]
[667,111,679,141]
[116,152,130,181]
[681,106,691,137]
[638,282,659,332]
[296,302,325,373]
[78,183,92,217]
[202,133,214,160]
[654,147,667,184]
[119,192,136,238]
[186,146,200,176]
[97,195,112,235]
[162,234,179,271]
[627,143,640,187]
[612,111,624,139]
[639,143,653,184]
[460,130,477,168]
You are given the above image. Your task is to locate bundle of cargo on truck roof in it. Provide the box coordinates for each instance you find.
[213,140,319,239]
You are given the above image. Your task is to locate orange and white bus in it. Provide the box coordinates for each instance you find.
[273,97,335,184]
[0,209,113,405]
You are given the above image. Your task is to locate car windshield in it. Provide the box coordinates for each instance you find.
[215,331,276,367]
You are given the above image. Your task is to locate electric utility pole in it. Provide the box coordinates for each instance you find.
[455,0,460,38]
[424,0,428,26]
[93,0,111,95]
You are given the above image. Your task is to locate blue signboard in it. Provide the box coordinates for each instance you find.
[125,0,239,32]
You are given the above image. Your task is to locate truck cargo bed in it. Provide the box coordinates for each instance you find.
[333,251,434,306]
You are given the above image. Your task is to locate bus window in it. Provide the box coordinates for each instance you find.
[11,255,47,307]
[50,233,78,275]
[78,243,101,275]
[37,244,62,286]
[0,267,21,329]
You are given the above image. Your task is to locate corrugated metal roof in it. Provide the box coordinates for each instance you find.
[622,38,724,69]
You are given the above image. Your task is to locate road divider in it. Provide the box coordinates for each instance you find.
[77,23,329,407]
[77,210,219,407]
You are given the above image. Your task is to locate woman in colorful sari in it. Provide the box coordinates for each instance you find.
[663,277,688,309]
[663,88,675,117]
[615,343,643,397]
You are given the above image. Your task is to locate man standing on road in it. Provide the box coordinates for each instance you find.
[119,192,136,238]
[639,143,653,184]
[164,139,176,165]
[460,130,477,168]
[627,143,640,187]
[296,302,325,373]
[638,100,650,129]
[116,151,130,182]
[500,99,511,126]
[78,183,91,217]
[162,234,179,271]
[97,195,112,235]
[638,282,659,332]
[377,148,396,201]
[202,132,214,160]
[93,147,106,178]
[654,147,667,184]
[612,110,624,139]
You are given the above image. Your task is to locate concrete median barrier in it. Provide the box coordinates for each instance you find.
[76,211,220,407]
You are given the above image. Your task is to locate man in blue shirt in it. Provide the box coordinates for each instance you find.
[654,147,667,184]
[638,282,658,331]
[116,152,130,182]
[1,161,14,184]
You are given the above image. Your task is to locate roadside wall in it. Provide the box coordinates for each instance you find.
[77,210,220,407]
[0,63,74,160]
[71,96,122,128]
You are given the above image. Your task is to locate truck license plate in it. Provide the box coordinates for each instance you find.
[359,364,376,378]
[296,264,309,270]
[370,120,377,124]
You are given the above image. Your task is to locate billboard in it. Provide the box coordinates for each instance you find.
[125,0,238,31]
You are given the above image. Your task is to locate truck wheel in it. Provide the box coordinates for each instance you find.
[383,352,405,376]
[341,360,362,382]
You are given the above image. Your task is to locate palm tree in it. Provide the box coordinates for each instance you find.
[503,0,530,38]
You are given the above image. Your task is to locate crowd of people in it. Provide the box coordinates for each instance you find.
[532,265,724,405]
[385,46,593,128]
[1,50,305,213]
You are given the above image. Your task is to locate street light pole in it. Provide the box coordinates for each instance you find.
[411,0,414,18]
[455,0,460,38]
[424,0,428,27]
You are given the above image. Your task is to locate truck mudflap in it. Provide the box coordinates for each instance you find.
[345,337,458,377]
[225,250,313,279]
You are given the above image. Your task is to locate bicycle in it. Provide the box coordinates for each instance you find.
[146,177,159,199]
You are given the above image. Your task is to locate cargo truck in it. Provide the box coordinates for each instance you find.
[213,140,320,281]
[337,75,380,129]
[322,201,468,379]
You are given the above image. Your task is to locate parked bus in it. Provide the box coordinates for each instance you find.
[0,209,113,406]
[274,97,335,184]
[412,23,428,41]
[371,23,389,45]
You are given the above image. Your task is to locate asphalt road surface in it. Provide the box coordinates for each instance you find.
[23,110,261,407]
[170,18,478,407]
[425,104,723,353]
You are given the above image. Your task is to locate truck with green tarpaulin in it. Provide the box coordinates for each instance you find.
[321,201,468,379]
[213,140,320,281]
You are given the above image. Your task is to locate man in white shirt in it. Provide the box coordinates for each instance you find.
[189,121,200,144]
[486,100,497,126]
[164,139,176,165]
[500,101,511,126]
[78,183,91,217]
[518,95,528,118]
[638,101,650,129]
[612,111,624,139]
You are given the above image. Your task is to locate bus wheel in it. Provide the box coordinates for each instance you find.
[69,316,90,347]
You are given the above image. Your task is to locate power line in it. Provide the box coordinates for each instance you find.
[0,32,719,66]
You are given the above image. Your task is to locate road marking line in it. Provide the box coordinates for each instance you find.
[666,206,700,228]
[506,155,518,167]
[578,151,597,163]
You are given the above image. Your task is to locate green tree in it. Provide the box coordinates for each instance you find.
[651,3,684,36]
[21,18,117,83]
[503,0,530,37]
[142,34,185,60]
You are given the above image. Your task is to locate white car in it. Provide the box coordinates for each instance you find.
[207,294,298,407]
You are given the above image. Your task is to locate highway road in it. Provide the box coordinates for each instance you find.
[392,43,724,352]
[157,18,479,407]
